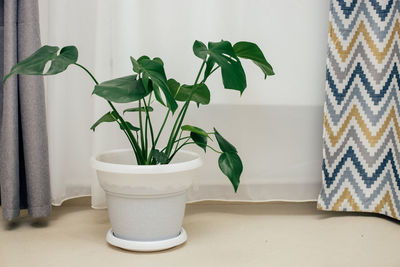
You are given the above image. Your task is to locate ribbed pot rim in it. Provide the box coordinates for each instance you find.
[91,149,203,174]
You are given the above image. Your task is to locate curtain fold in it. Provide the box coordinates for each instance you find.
[318,0,400,220]
[0,0,50,220]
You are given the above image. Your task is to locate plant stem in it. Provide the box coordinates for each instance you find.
[201,66,220,83]
[147,109,170,164]
[108,101,145,164]
[142,94,154,161]
[194,60,206,85]
[155,110,170,145]
[168,142,222,162]
[138,99,145,157]
[143,98,155,148]
[74,63,99,84]
[144,106,148,157]
[165,59,207,157]
[73,63,145,164]
[109,113,138,157]
[173,136,191,143]
[167,139,190,162]
[165,101,189,156]
[174,130,184,152]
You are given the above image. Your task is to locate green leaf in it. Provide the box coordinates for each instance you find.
[152,83,165,106]
[46,46,79,75]
[90,112,140,132]
[181,125,208,137]
[206,40,247,93]
[142,74,150,93]
[131,56,148,73]
[233,41,274,78]
[167,78,181,97]
[153,149,169,164]
[214,128,237,153]
[123,106,154,114]
[130,56,178,113]
[218,152,243,192]
[181,125,209,151]
[190,132,207,152]
[213,128,242,192]
[167,79,210,105]
[153,57,164,66]
[183,84,210,105]
[193,40,208,60]
[93,75,151,103]
[138,55,150,62]
[90,111,117,131]
[120,121,140,132]
[3,45,78,83]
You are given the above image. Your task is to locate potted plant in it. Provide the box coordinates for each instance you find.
[4,40,274,251]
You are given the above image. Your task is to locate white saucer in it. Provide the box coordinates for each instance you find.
[106,228,187,252]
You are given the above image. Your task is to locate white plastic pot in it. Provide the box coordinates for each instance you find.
[91,149,202,251]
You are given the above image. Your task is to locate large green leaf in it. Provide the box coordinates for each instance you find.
[167,78,180,96]
[152,83,165,106]
[193,40,208,60]
[46,46,79,75]
[90,111,117,131]
[190,132,207,152]
[218,152,243,192]
[233,41,274,78]
[131,56,148,73]
[181,125,209,152]
[93,75,151,103]
[214,128,242,191]
[141,70,150,93]
[202,40,247,93]
[153,57,164,66]
[3,45,78,83]
[130,56,178,112]
[181,125,208,137]
[167,79,210,105]
[214,128,237,153]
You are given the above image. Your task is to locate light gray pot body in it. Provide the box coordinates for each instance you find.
[92,149,202,242]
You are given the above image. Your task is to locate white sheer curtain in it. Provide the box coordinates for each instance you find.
[38,0,329,208]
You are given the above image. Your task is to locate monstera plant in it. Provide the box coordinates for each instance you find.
[4,40,274,192]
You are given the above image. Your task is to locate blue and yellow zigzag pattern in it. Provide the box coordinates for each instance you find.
[317,0,400,220]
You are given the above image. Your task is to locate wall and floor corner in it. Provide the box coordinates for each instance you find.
[0,0,51,220]
[318,0,400,220]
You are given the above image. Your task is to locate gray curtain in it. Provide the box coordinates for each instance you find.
[0,0,50,221]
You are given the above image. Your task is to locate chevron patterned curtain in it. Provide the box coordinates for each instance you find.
[317,0,400,220]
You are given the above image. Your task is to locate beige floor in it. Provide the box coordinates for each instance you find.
[0,198,399,267]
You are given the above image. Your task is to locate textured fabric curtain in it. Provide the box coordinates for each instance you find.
[318,0,400,220]
[38,0,329,208]
[0,0,50,220]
